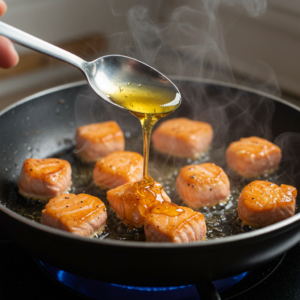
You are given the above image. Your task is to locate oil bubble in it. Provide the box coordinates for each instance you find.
[125,131,131,138]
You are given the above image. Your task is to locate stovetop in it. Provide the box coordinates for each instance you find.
[1,228,300,300]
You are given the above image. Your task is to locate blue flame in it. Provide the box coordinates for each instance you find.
[39,261,248,300]
[111,283,191,291]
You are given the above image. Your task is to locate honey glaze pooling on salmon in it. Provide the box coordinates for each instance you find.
[133,180,184,217]
[108,82,182,217]
[150,202,185,217]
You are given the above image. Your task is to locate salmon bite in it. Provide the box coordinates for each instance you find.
[75,121,125,162]
[18,158,72,200]
[41,193,107,237]
[152,118,213,158]
[238,180,297,227]
[93,151,143,189]
[106,179,171,228]
[176,163,230,209]
[226,136,282,178]
[144,204,206,243]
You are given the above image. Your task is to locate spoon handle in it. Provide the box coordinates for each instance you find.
[0,21,86,71]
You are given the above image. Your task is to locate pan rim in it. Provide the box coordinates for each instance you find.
[1,77,299,249]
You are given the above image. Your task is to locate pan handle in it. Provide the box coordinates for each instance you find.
[0,21,86,71]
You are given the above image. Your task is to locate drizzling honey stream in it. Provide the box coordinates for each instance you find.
[108,82,184,217]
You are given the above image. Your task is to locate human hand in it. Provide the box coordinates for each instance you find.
[0,0,19,68]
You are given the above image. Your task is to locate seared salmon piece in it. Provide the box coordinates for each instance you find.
[93,151,143,189]
[238,180,297,227]
[107,179,171,227]
[145,202,206,243]
[226,136,282,178]
[176,163,230,209]
[41,193,107,236]
[75,121,125,162]
[18,158,71,200]
[152,118,213,158]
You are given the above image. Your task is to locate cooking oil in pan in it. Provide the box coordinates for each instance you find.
[5,134,290,242]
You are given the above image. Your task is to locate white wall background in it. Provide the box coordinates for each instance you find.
[1,0,129,54]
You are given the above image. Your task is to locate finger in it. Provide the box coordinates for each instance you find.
[0,1,7,17]
[0,36,19,68]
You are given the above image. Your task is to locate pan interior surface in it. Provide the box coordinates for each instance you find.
[1,79,300,244]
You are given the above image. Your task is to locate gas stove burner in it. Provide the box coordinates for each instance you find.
[37,260,248,300]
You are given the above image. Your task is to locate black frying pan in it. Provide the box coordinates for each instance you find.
[1,78,300,287]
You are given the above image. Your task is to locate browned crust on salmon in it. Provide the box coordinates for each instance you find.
[106,181,171,228]
[176,163,230,209]
[41,193,107,236]
[152,118,213,158]
[18,158,72,201]
[75,121,125,162]
[226,136,282,178]
[238,180,297,227]
[93,151,143,190]
[144,207,206,243]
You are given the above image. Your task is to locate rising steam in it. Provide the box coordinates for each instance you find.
[109,0,269,89]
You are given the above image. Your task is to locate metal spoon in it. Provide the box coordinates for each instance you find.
[0,21,181,112]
